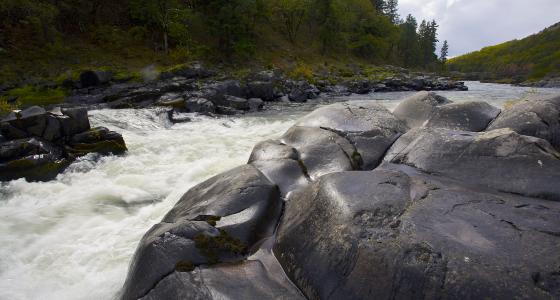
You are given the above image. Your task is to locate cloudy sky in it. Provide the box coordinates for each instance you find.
[398,0,560,57]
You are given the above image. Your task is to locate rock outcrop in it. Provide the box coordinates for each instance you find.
[0,106,127,182]
[122,91,560,300]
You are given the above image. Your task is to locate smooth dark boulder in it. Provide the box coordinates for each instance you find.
[487,95,560,150]
[280,126,360,180]
[426,101,501,131]
[121,165,282,300]
[393,91,452,128]
[140,260,304,300]
[248,140,298,163]
[275,168,560,299]
[248,98,264,111]
[295,101,408,169]
[384,127,560,200]
[224,95,250,111]
[288,81,319,103]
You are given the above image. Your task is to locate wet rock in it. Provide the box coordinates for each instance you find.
[246,81,276,101]
[185,98,215,114]
[248,98,264,111]
[393,91,452,128]
[140,260,304,300]
[68,127,127,156]
[248,140,298,163]
[121,165,282,300]
[288,81,319,102]
[0,138,69,181]
[384,127,560,200]
[280,126,360,180]
[60,107,90,136]
[295,101,408,169]
[224,95,250,111]
[275,168,560,299]
[426,101,501,132]
[487,95,560,150]
[42,114,62,141]
[0,106,47,139]
[344,79,373,94]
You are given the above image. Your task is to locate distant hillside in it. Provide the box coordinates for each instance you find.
[448,22,560,83]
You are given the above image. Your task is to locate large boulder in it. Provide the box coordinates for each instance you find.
[246,81,276,101]
[0,138,69,181]
[185,98,215,114]
[295,101,408,169]
[275,168,560,300]
[68,127,127,156]
[426,101,501,132]
[288,80,319,103]
[249,140,310,196]
[60,107,91,137]
[0,106,47,139]
[384,127,560,200]
[140,260,304,300]
[393,91,452,128]
[280,126,360,180]
[487,95,560,150]
[121,165,282,300]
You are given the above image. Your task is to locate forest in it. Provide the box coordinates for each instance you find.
[0,0,445,83]
[448,22,560,83]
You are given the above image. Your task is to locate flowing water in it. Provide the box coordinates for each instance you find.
[1,82,559,300]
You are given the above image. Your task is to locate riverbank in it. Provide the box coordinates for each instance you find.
[1,63,467,117]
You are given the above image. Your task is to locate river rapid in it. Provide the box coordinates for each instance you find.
[1,82,559,300]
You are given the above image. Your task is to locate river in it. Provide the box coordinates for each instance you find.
[1,82,559,300]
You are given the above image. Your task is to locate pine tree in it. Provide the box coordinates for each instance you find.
[399,14,420,67]
[440,40,449,63]
[371,0,385,14]
[384,0,399,24]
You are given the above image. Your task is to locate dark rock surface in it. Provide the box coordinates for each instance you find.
[0,106,127,182]
[385,127,560,200]
[393,91,452,128]
[123,91,560,300]
[275,167,560,300]
[426,101,501,131]
[121,165,282,300]
[487,95,560,150]
[295,101,408,169]
[140,260,304,300]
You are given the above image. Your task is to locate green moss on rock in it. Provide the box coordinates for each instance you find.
[194,230,247,265]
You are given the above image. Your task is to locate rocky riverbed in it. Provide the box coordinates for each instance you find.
[61,63,467,120]
[121,91,560,299]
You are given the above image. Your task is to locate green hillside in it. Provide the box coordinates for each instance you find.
[0,0,444,86]
[448,22,560,83]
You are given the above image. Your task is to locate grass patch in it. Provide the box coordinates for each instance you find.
[6,86,67,108]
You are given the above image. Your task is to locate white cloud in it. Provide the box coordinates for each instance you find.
[397,0,560,56]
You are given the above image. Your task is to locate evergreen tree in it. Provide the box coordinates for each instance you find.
[384,0,399,24]
[440,40,449,63]
[398,14,420,67]
[371,0,385,13]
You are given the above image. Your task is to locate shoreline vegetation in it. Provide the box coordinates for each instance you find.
[0,0,449,114]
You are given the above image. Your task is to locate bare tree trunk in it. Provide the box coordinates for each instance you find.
[163,31,169,54]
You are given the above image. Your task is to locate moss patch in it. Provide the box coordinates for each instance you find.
[69,140,127,156]
[194,230,246,265]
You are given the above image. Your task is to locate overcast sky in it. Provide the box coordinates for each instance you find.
[398,0,560,57]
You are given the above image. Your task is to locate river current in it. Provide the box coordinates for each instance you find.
[1,82,559,300]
